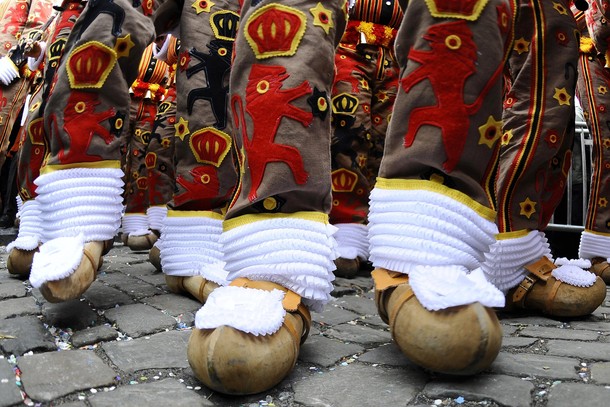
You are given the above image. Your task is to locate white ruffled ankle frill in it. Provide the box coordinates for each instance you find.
[368,181,505,311]
[481,230,552,292]
[6,199,42,252]
[157,211,228,285]
[195,213,337,336]
[29,168,124,286]
[482,230,597,292]
[334,223,369,260]
[147,205,167,232]
[34,168,124,242]
[121,213,149,237]
[579,230,610,260]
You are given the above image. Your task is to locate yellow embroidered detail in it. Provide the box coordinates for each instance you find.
[40,160,121,174]
[478,115,502,148]
[223,212,329,232]
[310,3,334,35]
[114,34,135,59]
[189,127,232,167]
[192,0,214,14]
[244,4,307,60]
[553,87,571,106]
[513,38,530,55]
[175,117,190,141]
[167,209,223,219]
[424,0,489,21]
[66,41,117,90]
[519,197,537,219]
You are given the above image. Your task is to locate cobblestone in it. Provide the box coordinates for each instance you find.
[1,242,610,406]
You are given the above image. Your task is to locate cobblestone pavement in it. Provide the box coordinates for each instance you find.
[1,228,610,407]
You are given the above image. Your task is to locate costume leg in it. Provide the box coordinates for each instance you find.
[187,0,347,395]
[146,38,179,270]
[7,0,85,278]
[368,0,513,374]
[28,0,158,302]
[576,4,610,283]
[482,0,606,317]
[6,89,45,278]
[153,0,239,302]
[329,5,401,278]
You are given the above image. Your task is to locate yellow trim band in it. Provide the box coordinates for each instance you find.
[375,178,496,222]
[584,229,610,238]
[224,211,329,232]
[167,210,224,220]
[495,229,531,240]
[40,160,122,174]
[424,0,489,21]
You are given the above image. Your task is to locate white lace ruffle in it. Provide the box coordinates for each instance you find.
[121,213,149,236]
[29,234,85,288]
[6,199,42,252]
[368,187,497,274]
[552,263,597,287]
[158,213,227,283]
[579,231,610,259]
[194,286,286,336]
[482,230,552,292]
[146,205,167,231]
[222,216,337,312]
[35,168,124,242]
[334,223,369,260]
[409,266,505,311]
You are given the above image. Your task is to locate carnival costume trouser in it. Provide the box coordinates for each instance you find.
[7,0,84,278]
[481,0,606,317]
[121,43,169,250]
[328,0,401,277]
[573,1,610,283]
[12,0,159,300]
[0,0,54,170]
[153,0,240,296]
[163,0,347,395]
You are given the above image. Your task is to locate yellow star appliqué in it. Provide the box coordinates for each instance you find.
[175,117,190,140]
[552,1,568,15]
[192,0,214,14]
[513,38,530,55]
[478,115,503,148]
[115,35,135,59]
[310,3,334,35]
[553,87,571,106]
[519,197,537,219]
[501,129,513,146]
[599,85,608,95]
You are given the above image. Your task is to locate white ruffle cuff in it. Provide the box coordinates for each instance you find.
[367,186,500,310]
[579,230,610,260]
[34,168,124,242]
[482,231,552,292]
[6,199,42,252]
[147,205,167,231]
[158,212,228,285]
[121,213,149,236]
[333,223,369,260]
[222,215,337,312]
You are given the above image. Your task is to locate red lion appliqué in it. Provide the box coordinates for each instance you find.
[402,20,498,172]
[235,64,313,202]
